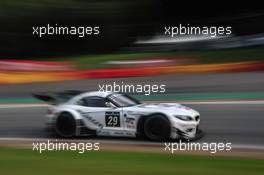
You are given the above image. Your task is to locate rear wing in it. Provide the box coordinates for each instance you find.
[32,90,84,105]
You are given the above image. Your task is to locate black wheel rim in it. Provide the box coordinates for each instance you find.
[56,113,76,137]
[145,117,170,140]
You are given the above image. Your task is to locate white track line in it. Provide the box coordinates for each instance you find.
[0,100,263,109]
[180,100,264,105]
[0,104,48,109]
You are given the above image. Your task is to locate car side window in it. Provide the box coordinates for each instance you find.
[76,98,87,106]
[77,96,107,107]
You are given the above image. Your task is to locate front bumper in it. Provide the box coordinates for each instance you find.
[170,116,200,140]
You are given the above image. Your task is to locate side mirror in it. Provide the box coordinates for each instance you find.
[105,102,116,108]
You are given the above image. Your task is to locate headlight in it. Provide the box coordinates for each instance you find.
[174,115,193,121]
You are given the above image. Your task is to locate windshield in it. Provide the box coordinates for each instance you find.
[107,94,141,107]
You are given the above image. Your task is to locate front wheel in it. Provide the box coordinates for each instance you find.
[144,114,171,141]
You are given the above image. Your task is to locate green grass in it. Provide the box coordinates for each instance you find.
[62,52,166,70]
[64,47,264,69]
[4,47,263,70]
[183,47,264,64]
[0,148,263,175]
[60,47,264,69]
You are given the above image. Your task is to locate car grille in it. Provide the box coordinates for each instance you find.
[195,115,200,121]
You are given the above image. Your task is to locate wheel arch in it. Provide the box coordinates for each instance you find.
[56,108,82,120]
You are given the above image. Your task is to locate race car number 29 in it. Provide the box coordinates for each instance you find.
[105,112,120,127]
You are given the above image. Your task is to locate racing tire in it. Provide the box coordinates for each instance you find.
[55,112,76,138]
[143,114,171,141]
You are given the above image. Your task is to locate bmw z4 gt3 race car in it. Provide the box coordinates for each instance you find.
[34,91,202,141]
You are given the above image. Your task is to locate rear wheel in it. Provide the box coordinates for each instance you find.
[144,114,171,141]
[55,112,76,138]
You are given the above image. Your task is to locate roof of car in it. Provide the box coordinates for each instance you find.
[79,91,116,98]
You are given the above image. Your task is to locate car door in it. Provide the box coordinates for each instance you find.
[76,96,124,132]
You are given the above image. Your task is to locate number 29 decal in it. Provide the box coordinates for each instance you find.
[105,112,120,127]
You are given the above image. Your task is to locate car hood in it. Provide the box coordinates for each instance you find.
[131,103,199,117]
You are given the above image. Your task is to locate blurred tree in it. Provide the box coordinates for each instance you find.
[0,0,161,57]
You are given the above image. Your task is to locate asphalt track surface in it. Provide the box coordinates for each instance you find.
[0,103,263,146]
[0,72,263,148]
[0,72,264,98]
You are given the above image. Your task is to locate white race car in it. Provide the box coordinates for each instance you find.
[34,91,202,141]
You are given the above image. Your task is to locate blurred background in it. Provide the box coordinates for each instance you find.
[0,0,263,78]
[0,0,263,56]
[0,1,264,175]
